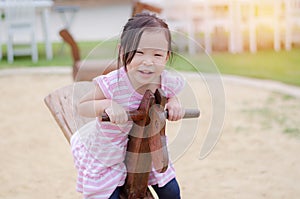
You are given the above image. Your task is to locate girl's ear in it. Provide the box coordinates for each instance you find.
[166,51,170,61]
[118,44,124,58]
[117,44,125,66]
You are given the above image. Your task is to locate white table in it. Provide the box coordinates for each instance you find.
[0,0,54,60]
[53,5,80,53]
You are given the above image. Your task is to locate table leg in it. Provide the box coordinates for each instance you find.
[0,10,2,60]
[54,6,80,54]
[42,8,53,60]
[58,10,77,53]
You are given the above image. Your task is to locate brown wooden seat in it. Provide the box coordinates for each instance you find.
[44,81,94,142]
[132,1,162,16]
[59,29,117,81]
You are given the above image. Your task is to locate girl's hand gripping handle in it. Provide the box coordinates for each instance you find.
[101,109,200,122]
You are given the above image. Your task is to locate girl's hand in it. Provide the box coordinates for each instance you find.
[165,97,185,121]
[104,101,128,124]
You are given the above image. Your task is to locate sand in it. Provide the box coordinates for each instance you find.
[0,69,300,199]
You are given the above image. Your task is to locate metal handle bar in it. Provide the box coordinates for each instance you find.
[101,109,200,122]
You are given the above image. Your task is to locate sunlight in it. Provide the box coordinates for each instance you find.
[160,0,300,53]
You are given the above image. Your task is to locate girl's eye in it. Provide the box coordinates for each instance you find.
[136,51,143,54]
[154,53,163,57]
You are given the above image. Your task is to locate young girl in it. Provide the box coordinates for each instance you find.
[71,13,185,199]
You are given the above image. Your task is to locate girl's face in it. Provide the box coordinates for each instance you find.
[126,30,169,90]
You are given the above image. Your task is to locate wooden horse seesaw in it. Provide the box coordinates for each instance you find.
[44,82,200,199]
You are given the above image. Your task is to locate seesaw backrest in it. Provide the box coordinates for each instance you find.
[44,81,94,143]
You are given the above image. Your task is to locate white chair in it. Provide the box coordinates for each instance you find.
[160,0,197,54]
[192,0,236,53]
[285,0,300,50]
[247,0,284,53]
[227,0,247,53]
[4,0,38,63]
[199,0,235,53]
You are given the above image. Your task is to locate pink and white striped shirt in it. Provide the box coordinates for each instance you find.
[71,67,185,198]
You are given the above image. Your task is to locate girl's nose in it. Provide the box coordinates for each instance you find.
[142,56,154,66]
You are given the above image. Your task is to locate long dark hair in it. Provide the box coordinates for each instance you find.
[118,13,172,69]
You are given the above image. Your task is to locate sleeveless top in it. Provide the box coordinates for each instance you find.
[71,67,185,198]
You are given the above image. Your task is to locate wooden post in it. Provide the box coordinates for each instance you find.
[121,88,172,198]
[149,89,169,173]
[121,90,156,199]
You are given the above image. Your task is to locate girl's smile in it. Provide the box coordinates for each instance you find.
[138,69,154,76]
[126,30,169,92]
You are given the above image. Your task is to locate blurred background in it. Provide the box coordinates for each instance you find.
[0,0,299,86]
[1,1,300,198]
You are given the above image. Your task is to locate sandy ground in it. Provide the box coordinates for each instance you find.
[0,69,300,199]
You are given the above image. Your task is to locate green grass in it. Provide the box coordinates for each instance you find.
[0,40,119,68]
[173,49,300,86]
[240,92,300,137]
[1,40,300,86]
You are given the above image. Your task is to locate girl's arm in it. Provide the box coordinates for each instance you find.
[165,96,185,121]
[77,85,128,123]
